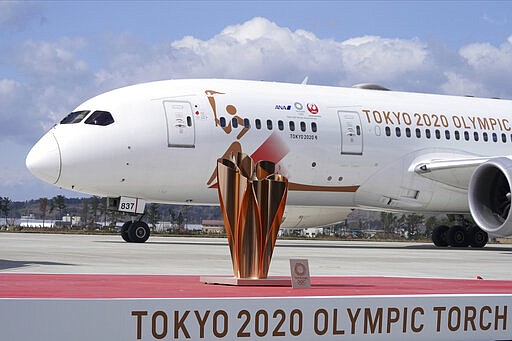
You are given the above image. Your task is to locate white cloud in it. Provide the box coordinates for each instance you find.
[94,17,433,91]
[0,38,96,145]
[460,40,512,73]
[16,38,89,82]
[4,17,512,147]
[0,78,22,99]
[0,78,34,142]
[219,17,287,44]
[340,36,429,83]
[441,36,512,98]
[0,167,31,187]
[440,71,490,97]
[2,15,512,200]
[6,16,510,146]
[0,1,42,32]
[168,17,342,81]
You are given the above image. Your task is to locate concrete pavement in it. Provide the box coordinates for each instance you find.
[0,233,511,279]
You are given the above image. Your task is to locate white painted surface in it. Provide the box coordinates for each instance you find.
[1,295,510,340]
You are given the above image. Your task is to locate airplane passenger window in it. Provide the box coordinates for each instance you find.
[244,118,250,128]
[289,121,295,131]
[278,120,284,131]
[395,127,401,137]
[187,116,192,127]
[483,132,488,142]
[255,119,261,129]
[464,131,469,141]
[415,128,421,138]
[425,129,431,139]
[435,130,441,139]
[445,130,450,140]
[356,125,361,135]
[219,117,226,127]
[267,119,273,130]
[473,132,479,141]
[492,133,498,142]
[385,126,391,136]
[405,127,411,137]
[232,117,238,128]
[311,122,317,132]
[300,122,306,132]
[60,110,90,124]
[502,133,507,143]
[455,131,460,140]
[84,111,114,126]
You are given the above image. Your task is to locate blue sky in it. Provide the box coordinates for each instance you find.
[1,1,511,201]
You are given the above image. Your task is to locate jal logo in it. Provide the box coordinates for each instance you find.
[307,103,319,114]
[275,104,292,110]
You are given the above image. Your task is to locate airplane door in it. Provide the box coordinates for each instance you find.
[163,101,195,148]
[337,110,363,155]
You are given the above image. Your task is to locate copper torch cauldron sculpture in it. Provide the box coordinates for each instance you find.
[216,153,288,279]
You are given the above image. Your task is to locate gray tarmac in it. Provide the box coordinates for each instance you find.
[1,233,511,280]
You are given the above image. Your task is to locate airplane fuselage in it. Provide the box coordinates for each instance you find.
[26,79,512,234]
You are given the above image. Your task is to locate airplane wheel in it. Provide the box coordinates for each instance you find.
[447,225,469,247]
[121,221,132,242]
[128,221,150,243]
[469,226,488,248]
[432,225,449,247]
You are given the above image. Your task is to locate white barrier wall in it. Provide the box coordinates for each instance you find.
[1,294,510,340]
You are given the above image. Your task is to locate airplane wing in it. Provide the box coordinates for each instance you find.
[413,156,491,189]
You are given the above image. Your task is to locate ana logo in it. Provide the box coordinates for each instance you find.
[275,104,292,110]
[307,103,319,114]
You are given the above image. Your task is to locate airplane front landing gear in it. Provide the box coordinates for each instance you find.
[128,221,150,243]
[107,197,150,243]
[121,221,131,242]
[120,219,150,243]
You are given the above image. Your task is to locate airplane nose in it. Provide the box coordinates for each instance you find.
[26,132,62,184]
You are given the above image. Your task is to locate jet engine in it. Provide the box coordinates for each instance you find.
[468,157,512,237]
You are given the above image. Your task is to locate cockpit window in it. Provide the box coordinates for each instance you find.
[60,110,90,124]
[84,110,114,126]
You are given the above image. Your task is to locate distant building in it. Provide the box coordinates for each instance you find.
[19,217,57,228]
[201,220,224,234]
[184,223,203,231]
[304,227,323,238]
[62,215,81,226]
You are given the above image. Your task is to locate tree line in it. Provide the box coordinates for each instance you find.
[1,195,450,239]
[0,195,222,230]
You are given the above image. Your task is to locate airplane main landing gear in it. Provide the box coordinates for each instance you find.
[432,225,449,247]
[431,220,488,248]
[468,226,489,248]
[121,220,150,243]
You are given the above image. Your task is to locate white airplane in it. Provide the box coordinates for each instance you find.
[26,79,512,247]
